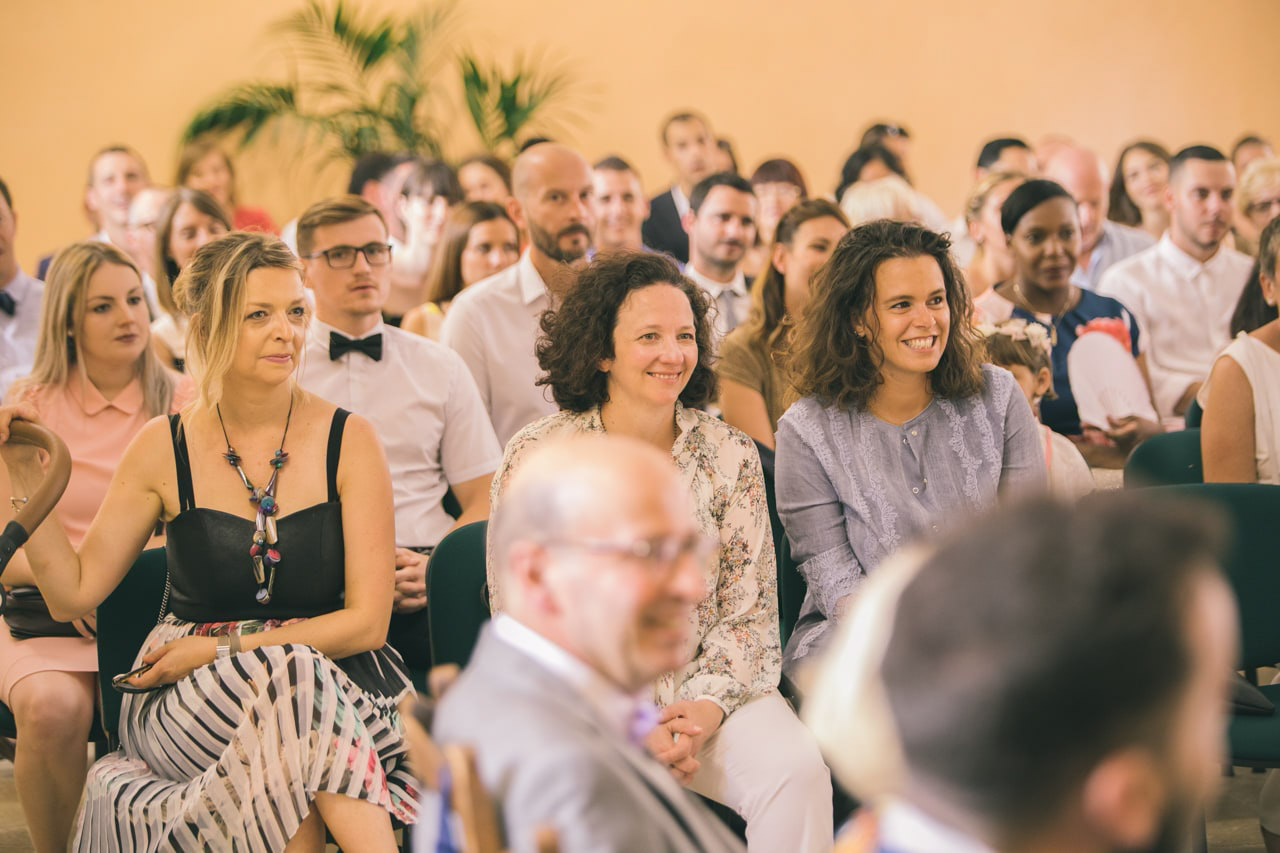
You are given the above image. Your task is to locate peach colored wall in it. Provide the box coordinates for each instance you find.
[5,0,1280,272]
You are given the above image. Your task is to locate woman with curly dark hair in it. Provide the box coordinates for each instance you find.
[776,219,1045,675]
[487,250,835,851]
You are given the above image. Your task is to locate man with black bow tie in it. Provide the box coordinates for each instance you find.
[295,196,501,667]
[0,178,43,391]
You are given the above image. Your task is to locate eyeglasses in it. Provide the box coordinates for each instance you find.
[303,242,393,269]
[544,532,716,574]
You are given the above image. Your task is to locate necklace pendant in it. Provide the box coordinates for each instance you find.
[255,587,271,605]
[252,554,266,584]
[264,516,278,545]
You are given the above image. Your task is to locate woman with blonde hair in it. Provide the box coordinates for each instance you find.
[400,201,520,339]
[1235,157,1280,257]
[149,187,231,370]
[961,170,1026,298]
[0,242,186,852]
[839,175,921,227]
[0,232,415,850]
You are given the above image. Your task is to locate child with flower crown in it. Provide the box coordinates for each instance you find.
[978,318,1094,497]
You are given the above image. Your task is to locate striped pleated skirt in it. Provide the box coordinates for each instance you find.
[73,614,419,851]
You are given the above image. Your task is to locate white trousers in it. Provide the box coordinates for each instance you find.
[687,692,834,853]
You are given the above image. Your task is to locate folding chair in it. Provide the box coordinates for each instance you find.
[427,521,491,669]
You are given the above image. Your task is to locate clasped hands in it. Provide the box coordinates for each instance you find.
[393,547,429,613]
[643,698,725,784]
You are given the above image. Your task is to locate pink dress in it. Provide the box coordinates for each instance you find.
[0,375,191,704]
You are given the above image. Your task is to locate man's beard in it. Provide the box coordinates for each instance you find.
[529,220,591,264]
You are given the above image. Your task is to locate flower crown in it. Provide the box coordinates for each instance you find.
[975,317,1053,357]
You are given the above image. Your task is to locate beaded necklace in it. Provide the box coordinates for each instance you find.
[1011,280,1077,348]
[216,398,293,604]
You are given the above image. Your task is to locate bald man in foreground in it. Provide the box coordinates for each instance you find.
[433,436,744,852]
[440,143,596,445]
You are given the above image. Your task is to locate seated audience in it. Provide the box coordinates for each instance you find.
[718,200,849,448]
[804,496,1235,853]
[0,232,416,850]
[860,122,913,174]
[590,156,650,253]
[176,137,276,233]
[976,179,1159,463]
[282,150,417,253]
[1098,145,1253,420]
[950,137,1038,266]
[1043,145,1154,290]
[1108,140,1171,241]
[1201,216,1280,484]
[1233,133,1275,178]
[149,188,232,370]
[977,318,1093,497]
[683,172,758,340]
[387,159,464,323]
[295,196,501,668]
[401,201,520,339]
[0,179,44,391]
[38,145,153,281]
[124,186,171,315]
[776,220,1044,678]
[745,158,808,278]
[1235,156,1280,256]
[456,153,513,205]
[489,251,833,850]
[441,143,595,445]
[434,436,745,853]
[0,242,186,853]
[839,175,922,226]
[961,170,1026,298]
[837,144,946,231]
[643,111,718,264]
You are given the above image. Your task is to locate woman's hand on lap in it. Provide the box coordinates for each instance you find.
[131,636,219,688]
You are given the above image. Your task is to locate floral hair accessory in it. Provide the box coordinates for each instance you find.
[975,317,1053,357]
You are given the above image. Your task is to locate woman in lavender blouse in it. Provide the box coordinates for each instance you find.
[776,220,1045,677]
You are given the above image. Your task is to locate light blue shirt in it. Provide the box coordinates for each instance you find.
[1071,220,1155,291]
[775,365,1045,672]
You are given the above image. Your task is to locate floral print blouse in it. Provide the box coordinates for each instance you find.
[489,403,781,714]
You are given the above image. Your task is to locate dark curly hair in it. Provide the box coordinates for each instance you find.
[788,219,985,411]
[536,252,718,412]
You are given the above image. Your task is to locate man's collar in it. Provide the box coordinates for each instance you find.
[0,267,31,295]
[517,251,550,306]
[308,314,385,347]
[686,264,746,298]
[671,184,691,219]
[71,374,143,416]
[1157,231,1223,277]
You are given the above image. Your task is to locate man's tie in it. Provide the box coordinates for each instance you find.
[716,289,739,332]
[329,331,382,361]
[0,291,15,317]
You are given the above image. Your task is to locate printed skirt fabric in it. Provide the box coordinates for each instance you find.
[73,614,418,851]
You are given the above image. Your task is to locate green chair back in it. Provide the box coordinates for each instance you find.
[1124,429,1203,487]
[1147,484,1280,670]
[1185,398,1204,429]
[777,535,806,649]
[96,548,168,750]
[427,521,490,669]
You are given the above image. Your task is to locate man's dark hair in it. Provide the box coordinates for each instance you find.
[716,138,740,175]
[660,111,710,146]
[535,252,717,411]
[0,177,11,211]
[860,122,910,150]
[883,494,1225,841]
[977,137,1032,171]
[689,172,754,214]
[519,137,554,153]
[347,151,412,196]
[836,144,908,201]
[1169,144,1229,180]
[402,158,463,205]
[593,155,636,174]
[1232,134,1271,159]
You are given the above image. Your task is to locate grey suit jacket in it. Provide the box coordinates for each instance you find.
[434,625,745,853]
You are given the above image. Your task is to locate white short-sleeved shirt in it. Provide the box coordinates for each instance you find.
[297,317,502,547]
[0,270,43,391]
[1097,235,1251,418]
[438,252,559,446]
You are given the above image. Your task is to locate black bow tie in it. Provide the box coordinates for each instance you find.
[0,290,14,317]
[329,331,382,361]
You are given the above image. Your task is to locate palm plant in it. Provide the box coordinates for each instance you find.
[459,49,580,159]
[183,0,455,159]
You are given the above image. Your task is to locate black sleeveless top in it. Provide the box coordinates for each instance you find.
[165,410,349,623]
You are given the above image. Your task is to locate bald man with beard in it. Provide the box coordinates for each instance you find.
[440,144,596,445]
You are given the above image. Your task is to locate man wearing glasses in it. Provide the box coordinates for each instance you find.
[434,435,745,852]
[296,195,501,669]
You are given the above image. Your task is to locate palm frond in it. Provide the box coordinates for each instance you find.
[183,83,300,145]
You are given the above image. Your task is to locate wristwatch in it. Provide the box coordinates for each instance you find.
[215,634,242,660]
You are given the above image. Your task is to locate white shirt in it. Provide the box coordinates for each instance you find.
[875,799,995,853]
[685,265,750,341]
[670,184,691,220]
[1071,220,1155,292]
[491,613,649,742]
[0,269,44,393]
[297,316,501,546]
[439,252,559,447]
[1097,234,1251,418]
